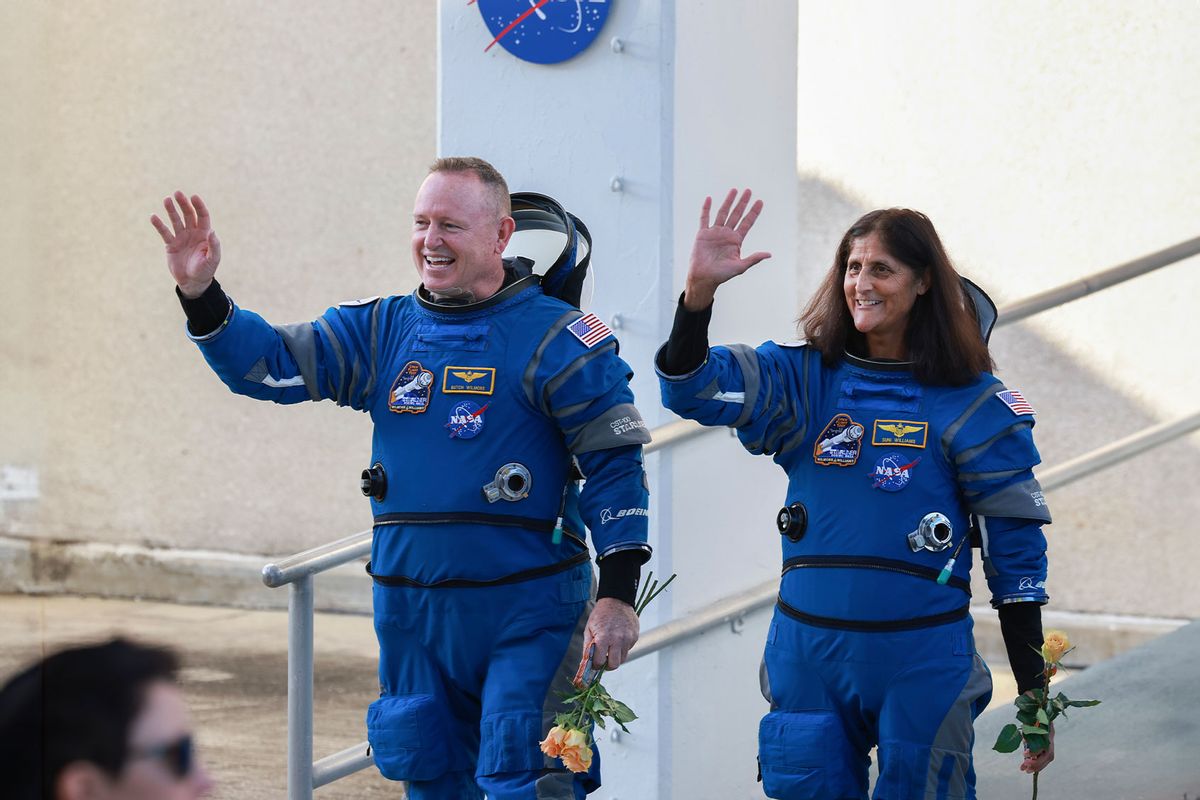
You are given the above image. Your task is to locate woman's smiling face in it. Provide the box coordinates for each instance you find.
[843,231,929,360]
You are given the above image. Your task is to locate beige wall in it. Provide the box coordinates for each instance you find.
[794,0,1200,617]
[0,2,436,555]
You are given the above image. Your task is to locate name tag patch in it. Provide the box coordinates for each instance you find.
[442,366,496,395]
[872,419,928,449]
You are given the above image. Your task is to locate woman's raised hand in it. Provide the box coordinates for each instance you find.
[684,188,771,310]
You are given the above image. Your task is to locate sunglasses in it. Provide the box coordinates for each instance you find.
[129,734,194,779]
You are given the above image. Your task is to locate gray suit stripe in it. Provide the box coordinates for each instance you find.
[362,300,381,405]
[315,317,347,404]
[941,382,1000,461]
[762,398,799,455]
[957,467,1028,483]
[969,478,1052,522]
[544,341,618,410]
[347,360,363,407]
[552,398,594,421]
[524,310,583,413]
[954,421,1034,467]
[774,347,812,455]
[725,344,762,429]
[567,402,651,453]
[272,322,322,401]
[927,653,992,798]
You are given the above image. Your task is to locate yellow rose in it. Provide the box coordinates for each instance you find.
[558,728,594,774]
[539,725,569,758]
[1040,630,1071,664]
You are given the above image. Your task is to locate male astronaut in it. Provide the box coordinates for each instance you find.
[151,157,651,799]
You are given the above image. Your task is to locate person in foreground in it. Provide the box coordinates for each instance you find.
[150,157,652,799]
[657,191,1052,799]
[0,638,215,800]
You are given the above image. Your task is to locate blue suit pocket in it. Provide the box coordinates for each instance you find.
[477,711,542,776]
[366,694,450,782]
[758,709,848,799]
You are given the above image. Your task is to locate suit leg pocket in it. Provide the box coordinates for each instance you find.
[758,710,848,799]
[366,693,450,782]
[478,710,543,776]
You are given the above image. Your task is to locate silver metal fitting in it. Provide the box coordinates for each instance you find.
[482,463,532,503]
[907,512,954,553]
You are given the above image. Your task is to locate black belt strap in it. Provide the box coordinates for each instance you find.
[374,511,555,532]
[781,555,971,595]
[367,551,590,589]
[776,596,971,632]
[373,511,583,544]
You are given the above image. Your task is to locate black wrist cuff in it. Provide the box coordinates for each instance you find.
[596,549,642,607]
[177,279,229,337]
[656,292,712,375]
[998,602,1045,694]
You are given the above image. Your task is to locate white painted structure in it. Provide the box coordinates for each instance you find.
[439,3,797,797]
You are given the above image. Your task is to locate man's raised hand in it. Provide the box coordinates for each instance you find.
[151,191,221,299]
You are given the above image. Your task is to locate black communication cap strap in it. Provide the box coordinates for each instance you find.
[961,276,998,344]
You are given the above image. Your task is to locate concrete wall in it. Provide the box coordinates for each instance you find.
[0,2,436,558]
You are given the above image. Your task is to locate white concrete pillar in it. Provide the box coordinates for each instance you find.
[439,3,797,796]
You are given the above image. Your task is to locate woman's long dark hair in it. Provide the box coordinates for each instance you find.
[799,208,993,385]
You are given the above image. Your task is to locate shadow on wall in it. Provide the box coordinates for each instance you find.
[793,174,1200,621]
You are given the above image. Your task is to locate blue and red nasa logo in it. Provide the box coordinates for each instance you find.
[446,400,488,439]
[870,452,921,492]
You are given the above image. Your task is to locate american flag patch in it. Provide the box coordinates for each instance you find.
[567,313,613,348]
[996,389,1035,416]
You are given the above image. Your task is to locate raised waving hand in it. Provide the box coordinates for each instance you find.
[683,188,772,311]
[150,191,221,299]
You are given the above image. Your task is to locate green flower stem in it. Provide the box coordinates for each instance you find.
[569,572,677,741]
[1031,663,1052,800]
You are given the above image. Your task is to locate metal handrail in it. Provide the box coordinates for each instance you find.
[264,236,1200,798]
[995,235,1200,325]
[262,530,372,589]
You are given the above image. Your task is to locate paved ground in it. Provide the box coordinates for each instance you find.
[0,594,398,799]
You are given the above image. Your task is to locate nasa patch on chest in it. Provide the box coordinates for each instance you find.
[870,452,921,492]
[388,360,434,414]
[813,413,866,466]
[446,399,488,439]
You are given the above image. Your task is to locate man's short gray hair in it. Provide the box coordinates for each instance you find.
[429,156,511,217]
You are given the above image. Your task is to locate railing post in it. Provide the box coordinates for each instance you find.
[288,575,315,800]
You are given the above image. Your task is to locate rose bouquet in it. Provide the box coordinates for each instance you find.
[539,571,676,773]
[992,629,1101,798]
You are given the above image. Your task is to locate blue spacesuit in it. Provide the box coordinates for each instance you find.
[190,273,651,799]
[659,341,1049,800]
